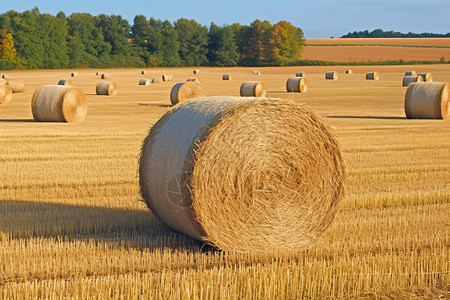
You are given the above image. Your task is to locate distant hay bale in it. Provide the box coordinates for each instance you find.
[6,80,25,93]
[141,70,147,75]
[295,72,305,77]
[193,69,200,74]
[187,77,201,83]
[170,81,206,105]
[139,79,151,86]
[162,74,173,82]
[71,72,78,77]
[345,70,353,74]
[31,85,87,122]
[253,70,260,75]
[96,81,118,96]
[405,82,449,120]
[139,96,346,252]
[405,71,417,76]
[366,72,379,80]
[286,77,308,93]
[58,79,72,86]
[325,71,338,80]
[240,81,266,97]
[152,77,160,83]
[2,74,10,80]
[96,72,99,76]
[402,76,423,87]
[0,85,13,104]
[101,73,109,80]
[418,73,433,82]
[222,74,231,80]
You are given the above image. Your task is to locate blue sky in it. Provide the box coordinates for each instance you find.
[1,0,449,38]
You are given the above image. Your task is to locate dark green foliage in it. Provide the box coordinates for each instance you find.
[342,29,450,38]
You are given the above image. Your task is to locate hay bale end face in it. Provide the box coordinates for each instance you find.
[222,74,231,80]
[418,73,433,82]
[141,70,147,75]
[170,81,206,106]
[96,81,118,96]
[366,72,379,80]
[2,74,10,80]
[345,70,353,74]
[286,77,308,93]
[71,72,78,77]
[101,73,109,80]
[6,80,25,93]
[240,81,266,97]
[253,70,261,75]
[152,77,160,83]
[193,69,200,74]
[405,71,417,76]
[58,79,72,86]
[139,96,346,252]
[325,71,338,80]
[402,76,423,87]
[31,85,87,122]
[162,74,173,82]
[139,79,151,86]
[405,82,449,120]
[0,85,13,104]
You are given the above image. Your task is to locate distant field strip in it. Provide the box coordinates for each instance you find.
[306,44,450,49]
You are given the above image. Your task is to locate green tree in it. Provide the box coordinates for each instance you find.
[160,20,181,67]
[174,18,209,66]
[208,23,238,66]
[0,27,16,60]
[131,15,151,65]
[272,20,305,63]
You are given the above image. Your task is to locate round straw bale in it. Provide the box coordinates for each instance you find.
[405,71,417,76]
[6,80,25,93]
[139,79,151,86]
[139,96,346,252]
[240,81,266,97]
[253,70,261,75]
[402,76,423,87]
[187,77,201,83]
[418,73,433,82]
[170,81,206,105]
[101,73,109,80]
[286,77,308,93]
[2,74,10,80]
[58,79,72,86]
[366,72,379,80]
[193,69,200,74]
[141,70,147,75]
[96,81,118,96]
[0,85,13,104]
[222,74,231,80]
[405,82,449,119]
[325,71,338,80]
[152,77,160,83]
[71,72,78,77]
[0,78,5,86]
[96,71,99,76]
[345,70,353,74]
[162,74,170,82]
[31,85,87,122]
[295,72,305,77]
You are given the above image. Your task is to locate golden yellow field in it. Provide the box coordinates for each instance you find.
[0,65,449,298]
[304,38,450,62]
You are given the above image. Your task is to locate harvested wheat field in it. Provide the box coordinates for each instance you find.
[0,65,449,299]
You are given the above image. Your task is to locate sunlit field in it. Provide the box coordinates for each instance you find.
[0,64,449,298]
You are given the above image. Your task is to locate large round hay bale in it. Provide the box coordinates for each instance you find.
[402,76,423,87]
[253,70,260,75]
[139,79,151,86]
[170,81,206,105]
[418,73,433,82]
[240,81,266,97]
[58,79,72,86]
[31,85,87,122]
[0,85,13,104]
[222,74,231,80]
[405,71,417,76]
[152,77,160,83]
[2,74,10,80]
[295,72,305,77]
[187,77,201,83]
[6,80,25,93]
[405,82,449,119]
[286,77,307,93]
[96,81,118,96]
[366,72,379,80]
[71,72,78,77]
[325,71,338,80]
[101,73,109,80]
[139,96,345,252]
[193,69,200,74]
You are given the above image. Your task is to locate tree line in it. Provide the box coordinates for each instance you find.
[0,8,305,70]
[341,29,450,38]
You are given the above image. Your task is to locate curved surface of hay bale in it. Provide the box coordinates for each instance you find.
[101,73,109,80]
[345,70,353,74]
[286,77,308,93]
[0,78,5,86]
[152,77,160,83]
[139,79,151,86]
[6,80,25,93]
[170,81,206,105]
[253,70,260,75]
[193,69,200,74]
[405,71,417,76]
[139,96,346,252]
[405,82,449,120]
[58,79,72,86]
[2,74,10,80]
[366,72,379,80]
[222,74,231,80]
[295,72,305,77]
[187,77,201,83]
[402,76,423,87]
[141,70,147,75]
[162,74,173,82]
[418,73,433,82]
[71,72,78,77]
[0,85,13,104]
[96,81,118,96]
[325,71,338,80]
[31,85,87,122]
[240,81,266,97]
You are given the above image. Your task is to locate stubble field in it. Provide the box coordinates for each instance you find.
[0,64,449,298]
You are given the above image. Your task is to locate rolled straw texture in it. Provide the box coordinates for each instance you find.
[240,81,266,97]
[139,96,345,252]
[6,80,25,93]
[418,73,433,82]
[58,79,72,86]
[222,74,231,80]
[170,81,206,105]
[139,79,151,86]
[366,72,379,80]
[96,82,118,96]
[0,85,13,104]
[405,71,417,76]
[402,76,423,87]
[31,85,87,122]
[0,79,5,86]
[152,77,160,83]
[162,75,171,82]
[405,82,449,120]
[325,71,338,80]
[296,72,305,77]
[286,77,308,93]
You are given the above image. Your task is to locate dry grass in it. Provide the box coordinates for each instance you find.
[0,66,449,298]
[306,38,450,46]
